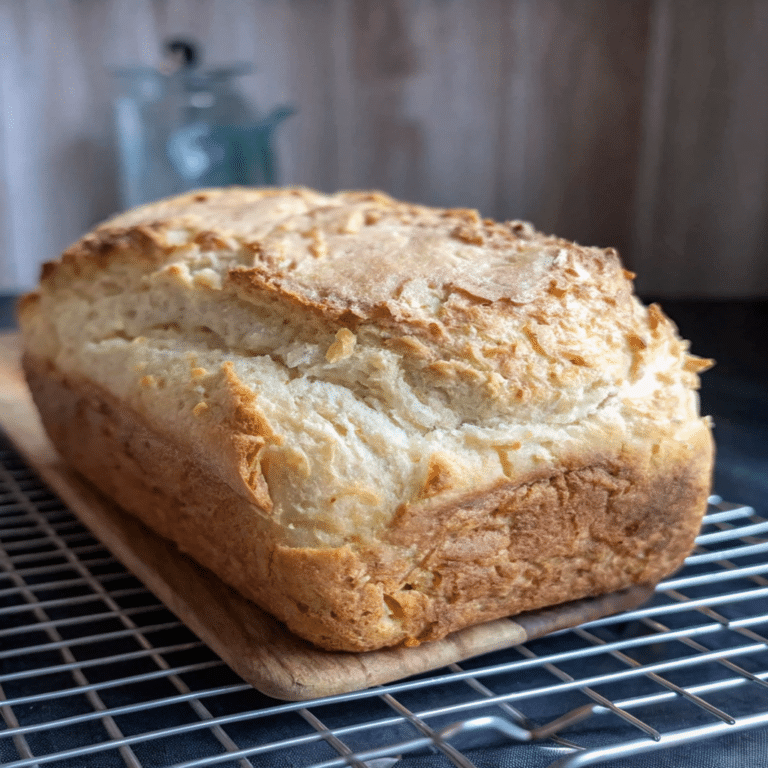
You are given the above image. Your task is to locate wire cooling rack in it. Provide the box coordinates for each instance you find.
[1,431,768,768]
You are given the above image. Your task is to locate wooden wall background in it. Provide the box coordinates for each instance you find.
[1,0,767,297]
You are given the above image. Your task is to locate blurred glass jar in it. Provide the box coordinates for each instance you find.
[112,40,294,209]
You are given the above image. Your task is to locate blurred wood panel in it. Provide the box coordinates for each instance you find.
[632,0,768,296]
[493,0,652,264]
[0,0,766,297]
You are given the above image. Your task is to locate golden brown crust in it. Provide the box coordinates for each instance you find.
[18,186,707,436]
[18,185,715,652]
[32,186,609,320]
[24,354,712,652]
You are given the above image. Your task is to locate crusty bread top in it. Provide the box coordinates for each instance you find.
[20,187,712,548]
[63,186,564,306]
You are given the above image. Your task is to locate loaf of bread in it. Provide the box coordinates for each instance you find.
[19,187,713,652]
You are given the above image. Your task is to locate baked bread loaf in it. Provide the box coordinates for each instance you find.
[19,187,713,652]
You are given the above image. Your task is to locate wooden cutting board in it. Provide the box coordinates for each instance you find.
[0,332,653,701]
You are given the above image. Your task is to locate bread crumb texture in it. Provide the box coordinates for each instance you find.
[20,187,713,651]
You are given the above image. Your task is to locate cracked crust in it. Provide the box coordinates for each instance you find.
[18,186,714,651]
[24,354,711,651]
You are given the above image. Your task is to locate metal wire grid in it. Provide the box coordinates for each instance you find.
[1,431,768,768]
